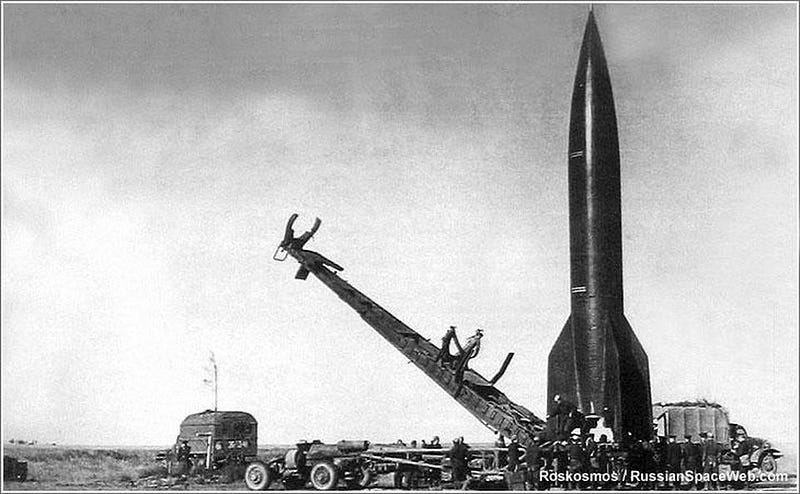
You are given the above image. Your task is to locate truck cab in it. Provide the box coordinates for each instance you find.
[729,423,781,474]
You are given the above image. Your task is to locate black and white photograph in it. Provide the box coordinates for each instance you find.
[2,1,797,491]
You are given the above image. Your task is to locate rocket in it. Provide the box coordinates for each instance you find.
[547,11,652,440]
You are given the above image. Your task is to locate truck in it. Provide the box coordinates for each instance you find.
[158,410,258,479]
[244,440,375,490]
[653,401,781,473]
[244,439,511,491]
[729,422,781,474]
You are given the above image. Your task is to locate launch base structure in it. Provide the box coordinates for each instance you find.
[274,214,546,447]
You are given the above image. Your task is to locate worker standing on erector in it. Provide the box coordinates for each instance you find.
[435,326,463,365]
[454,329,483,382]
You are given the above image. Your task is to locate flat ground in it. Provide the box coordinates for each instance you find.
[3,443,797,491]
[2,444,256,491]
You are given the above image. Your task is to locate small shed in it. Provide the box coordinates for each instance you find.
[176,410,258,459]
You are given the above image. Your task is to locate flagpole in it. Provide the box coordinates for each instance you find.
[206,351,218,413]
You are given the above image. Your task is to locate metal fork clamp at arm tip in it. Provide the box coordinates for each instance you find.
[274,214,343,279]
[274,213,322,261]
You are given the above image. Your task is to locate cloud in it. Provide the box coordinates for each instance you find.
[2,4,797,446]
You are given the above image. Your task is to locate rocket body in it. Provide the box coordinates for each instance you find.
[547,12,652,440]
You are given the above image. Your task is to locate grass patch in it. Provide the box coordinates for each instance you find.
[4,445,162,485]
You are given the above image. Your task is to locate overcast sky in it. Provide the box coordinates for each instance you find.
[2,3,797,450]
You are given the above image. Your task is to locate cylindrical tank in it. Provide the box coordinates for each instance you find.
[336,440,369,452]
[653,403,729,444]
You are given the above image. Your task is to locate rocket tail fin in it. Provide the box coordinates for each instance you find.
[612,314,652,439]
[547,314,652,440]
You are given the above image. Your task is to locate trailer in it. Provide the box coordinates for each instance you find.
[244,440,416,491]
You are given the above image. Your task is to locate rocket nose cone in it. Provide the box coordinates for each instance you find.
[580,11,603,58]
[574,10,611,86]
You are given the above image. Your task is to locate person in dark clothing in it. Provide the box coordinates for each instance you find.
[665,435,683,490]
[584,436,600,489]
[566,409,586,438]
[524,436,543,490]
[409,440,420,461]
[553,440,569,489]
[176,440,192,476]
[425,435,442,449]
[435,326,463,365]
[537,440,555,491]
[654,437,668,488]
[682,434,702,489]
[601,406,616,433]
[494,433,507,469]
[506,436,522,472]
[566,432,585,490]
[701,432,720,490]
[454,329,483,383]
[596,434,611,476]
[642,440,658,490]
[683,435,702,471]
[596,435,615,490]
[548,395,578,439]
[627,440,646,487]
[448,437,471,489]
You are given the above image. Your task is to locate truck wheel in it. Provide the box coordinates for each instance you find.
[245,462,272,491]
[310,461,339,490]
[759,453,777,474]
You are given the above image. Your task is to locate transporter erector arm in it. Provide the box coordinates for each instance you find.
[274,214,545,446]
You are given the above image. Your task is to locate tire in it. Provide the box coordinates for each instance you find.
[245,462,272,491]
[310,461,339,491]
[759,453,778,474]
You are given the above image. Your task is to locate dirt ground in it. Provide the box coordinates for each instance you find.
[3,478,252,491]
[3,444,796,491]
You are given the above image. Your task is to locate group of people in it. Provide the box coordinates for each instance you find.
[393,436,445,489]
[493,431,609,490]
[654,431,723,490]
[486,429,727,491]
[395,436,443,449]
